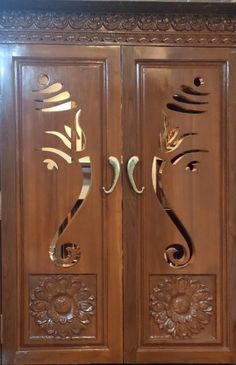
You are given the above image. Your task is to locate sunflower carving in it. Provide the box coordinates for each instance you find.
[150,276,214,339]
[30,275,96,339]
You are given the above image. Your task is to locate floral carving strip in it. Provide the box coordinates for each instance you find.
[1,11,236,45]
[1,11,236,32]
[150,276,214,339]
[0,31,236,47]
[30,275,96,339]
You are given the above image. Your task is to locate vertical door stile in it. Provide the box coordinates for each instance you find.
[122,46,141,364]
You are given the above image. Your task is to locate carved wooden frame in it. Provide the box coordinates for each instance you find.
[1,11,236,46]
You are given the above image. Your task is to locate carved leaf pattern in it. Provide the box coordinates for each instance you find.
[150,276,214,339]
[1,11,236,46]
[30,275,96,339]
[1,12,236,32]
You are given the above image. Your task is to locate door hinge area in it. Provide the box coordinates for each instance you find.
[0,314,3,345]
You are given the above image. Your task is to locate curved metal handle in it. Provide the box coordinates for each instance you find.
[103,156,121,194]
[127,156,145,194]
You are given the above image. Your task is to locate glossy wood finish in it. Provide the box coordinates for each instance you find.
[1,45,122,364]
[1,5,236,365]
[122,46,236,363]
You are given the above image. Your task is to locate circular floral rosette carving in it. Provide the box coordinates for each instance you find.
[150,276,213,339]
[30,275,96,338]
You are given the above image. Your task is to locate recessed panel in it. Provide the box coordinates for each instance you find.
[16,60,106,347]
[137,61,225,346]
[149,274,216,342]
[29,274,97,341]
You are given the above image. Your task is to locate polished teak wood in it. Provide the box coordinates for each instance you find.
[122,46,236,363]
[1,3,236,365]
[1,45,123,364]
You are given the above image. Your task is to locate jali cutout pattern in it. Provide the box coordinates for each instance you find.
[33,75,91,267]
[152,77,209,268]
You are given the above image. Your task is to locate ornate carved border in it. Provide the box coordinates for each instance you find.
[1,11,236,46]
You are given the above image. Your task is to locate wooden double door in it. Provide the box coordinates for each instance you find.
[1,44,236,364]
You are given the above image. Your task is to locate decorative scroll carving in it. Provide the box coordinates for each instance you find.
[1,11,236,46]
[33,76,91,268]
[152,79,209,268]
[150,276,214,339]
[48,156,91,268]
[153,130,208,268]
[30,275,96,339]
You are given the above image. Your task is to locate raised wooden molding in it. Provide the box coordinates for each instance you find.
[1,11,236,46]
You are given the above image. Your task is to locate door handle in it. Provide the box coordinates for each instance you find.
[127,156,145,194]
[103,156,121,194]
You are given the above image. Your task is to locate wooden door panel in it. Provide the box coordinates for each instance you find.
[123,46,236,363]
[1,45,122,364]
[142,63,222,344]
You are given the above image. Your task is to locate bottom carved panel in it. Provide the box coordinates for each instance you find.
[28,274,97,341]
[148,275,216,343]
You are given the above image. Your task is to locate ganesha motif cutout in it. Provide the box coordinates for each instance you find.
[30,275,96,339]
[152,77,209,268]
[33,74,91,267]
[150,276,214,339]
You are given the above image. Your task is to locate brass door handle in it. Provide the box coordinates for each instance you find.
[127,156,145,194]
[103,156,121,194]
